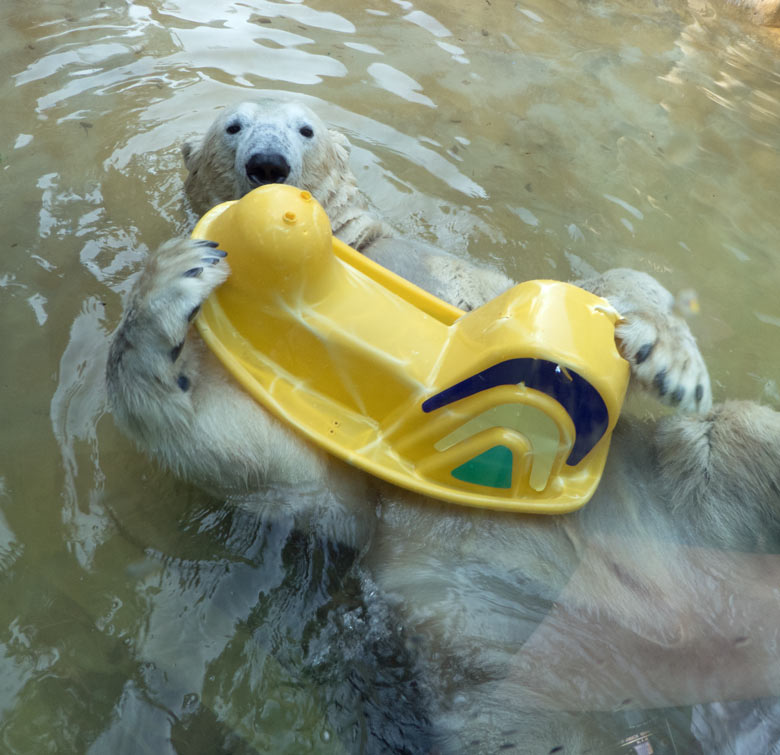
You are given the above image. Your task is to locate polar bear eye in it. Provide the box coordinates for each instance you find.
[225,122,241,135]
[299,125,314,138]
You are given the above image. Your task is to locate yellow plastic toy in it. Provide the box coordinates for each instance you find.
[193,184,629,514]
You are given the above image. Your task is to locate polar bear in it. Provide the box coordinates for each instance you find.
[106,99,780,752]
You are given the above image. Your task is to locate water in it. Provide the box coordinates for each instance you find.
[1,0,779,751]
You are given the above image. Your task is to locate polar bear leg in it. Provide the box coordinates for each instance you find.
[105,238,372,533]
[654,399,780,548]
[106,238,229,444]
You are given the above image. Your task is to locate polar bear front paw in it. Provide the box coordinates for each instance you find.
[615,306,712,414]
[137,237,229,348]
[575,268,712,414]
[107,238,230,403]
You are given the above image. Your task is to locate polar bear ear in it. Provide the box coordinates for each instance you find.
[181,140,200,171]
[328,129,352,157]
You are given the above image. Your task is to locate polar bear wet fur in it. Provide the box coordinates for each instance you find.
[107,98,780,752]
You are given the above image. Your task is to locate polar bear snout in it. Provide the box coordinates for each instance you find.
[245,151,291,186]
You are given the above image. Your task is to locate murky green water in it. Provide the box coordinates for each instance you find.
[1,0,779,752]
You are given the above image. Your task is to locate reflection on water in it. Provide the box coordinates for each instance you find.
[1,0,779,751]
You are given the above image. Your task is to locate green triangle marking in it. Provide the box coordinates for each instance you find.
[451,445,513,489]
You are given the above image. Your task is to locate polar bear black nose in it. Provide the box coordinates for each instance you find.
[245,152,291,185]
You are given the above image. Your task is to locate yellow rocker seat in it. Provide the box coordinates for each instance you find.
[193,184,629,514]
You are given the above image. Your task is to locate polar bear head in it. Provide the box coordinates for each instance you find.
[182,99,355,215]
[181,98,387,250]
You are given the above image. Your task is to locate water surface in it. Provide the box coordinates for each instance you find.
[1,0,779,751]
